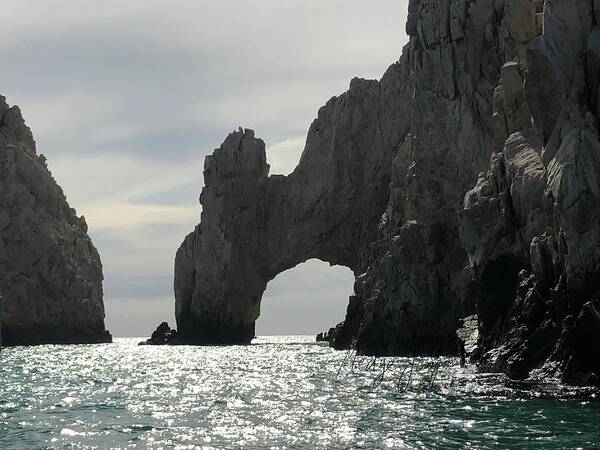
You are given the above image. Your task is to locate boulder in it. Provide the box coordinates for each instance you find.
[140,322,178,345]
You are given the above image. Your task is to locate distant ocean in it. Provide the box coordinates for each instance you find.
[1,336,599,449]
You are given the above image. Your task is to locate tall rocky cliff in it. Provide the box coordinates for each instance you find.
[0,96,111,346]
[173,0,600,384]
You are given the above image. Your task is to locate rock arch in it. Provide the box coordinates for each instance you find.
[171,0,510,351]
[174,74,407,344]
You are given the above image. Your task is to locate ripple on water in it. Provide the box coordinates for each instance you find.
[0,336,599,449]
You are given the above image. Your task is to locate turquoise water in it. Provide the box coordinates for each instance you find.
[0,336,599,449]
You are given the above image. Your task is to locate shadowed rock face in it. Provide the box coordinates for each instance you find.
[460,0,600,384]
[0,96,111,346]
[174,0,600,384]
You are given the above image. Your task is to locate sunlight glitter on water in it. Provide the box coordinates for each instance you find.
[0,336,599,449]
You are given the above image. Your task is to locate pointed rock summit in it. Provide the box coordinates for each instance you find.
[0,96,110,345]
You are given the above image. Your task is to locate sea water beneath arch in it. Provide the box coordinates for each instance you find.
[1,336,599,449]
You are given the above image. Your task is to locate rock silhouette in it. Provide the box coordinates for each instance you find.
[140,322,178,345]
[0,96,110,346]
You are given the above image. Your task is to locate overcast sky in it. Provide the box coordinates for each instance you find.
[1,0,408,337]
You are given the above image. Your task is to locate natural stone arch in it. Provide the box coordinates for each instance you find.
[171,0,512,353]
[174,74,406,344]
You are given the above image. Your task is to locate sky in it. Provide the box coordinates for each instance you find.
[1,0,408,337]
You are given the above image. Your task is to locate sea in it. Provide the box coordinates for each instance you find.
[0,336,599,449]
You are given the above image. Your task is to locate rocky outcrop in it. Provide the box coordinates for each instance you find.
[170,0,600,384]
[140,322,178,345]
[0,96,111,346]
[316,327,336,343]
[330,0,511,356]
[459,0,600,384]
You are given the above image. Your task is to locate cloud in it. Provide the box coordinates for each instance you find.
[84,203,198,230]
[4,1,407,161]
[2,0,409,336]
[48,152,202,234]
[266,137,307,176]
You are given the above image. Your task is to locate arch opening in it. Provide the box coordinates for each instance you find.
[255,259,355,337]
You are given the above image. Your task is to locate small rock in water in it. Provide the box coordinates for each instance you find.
[316,327,336,342]
[139,322,178,345]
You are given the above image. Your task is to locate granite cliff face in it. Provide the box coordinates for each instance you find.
[459,0,600,384]
[0,96,111,346]
[173,0,600,384]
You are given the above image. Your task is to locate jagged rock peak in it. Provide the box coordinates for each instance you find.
[203,127,269,183]
[0,96,111,345]
[0,95,36,157]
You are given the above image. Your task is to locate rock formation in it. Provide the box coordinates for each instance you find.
[140,322,178,345]
[0,96,111,345]
[459,0,600,384]
[171,0,600,384]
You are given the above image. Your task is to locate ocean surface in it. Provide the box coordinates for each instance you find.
[1,336,599,449]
